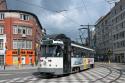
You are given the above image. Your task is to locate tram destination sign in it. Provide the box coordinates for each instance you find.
[42,40,53,45]
[42,39,64,45]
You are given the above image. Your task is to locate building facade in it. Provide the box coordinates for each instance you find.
[111,0,125,63]
[90,30,96,49]
[95,0,125,63]
[95,12,112,62]
[0,10,44,65]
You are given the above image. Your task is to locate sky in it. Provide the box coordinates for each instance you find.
[6,0,117,42]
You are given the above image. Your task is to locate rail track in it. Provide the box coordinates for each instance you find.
[93,64,123,83]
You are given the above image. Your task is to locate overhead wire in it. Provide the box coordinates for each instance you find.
[104,0,119,4]
[15,0,90,44]
[81,0,93,24]
[15,0,81,25]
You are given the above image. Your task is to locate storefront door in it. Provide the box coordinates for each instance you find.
[21,56,26,64]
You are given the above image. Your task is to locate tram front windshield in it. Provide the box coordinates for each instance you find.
[41,45,63,57]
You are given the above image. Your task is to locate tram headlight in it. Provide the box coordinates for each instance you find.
[40,59,43,62]
[48,59,52,62]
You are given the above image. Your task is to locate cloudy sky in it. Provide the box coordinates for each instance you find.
[6,0,117,42]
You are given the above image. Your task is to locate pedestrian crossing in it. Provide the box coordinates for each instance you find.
[0,67,125,83]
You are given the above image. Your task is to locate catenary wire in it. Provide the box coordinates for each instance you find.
[81,0,93,24]
[15,0,81,25]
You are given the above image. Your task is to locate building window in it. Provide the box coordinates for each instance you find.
[120,5,122,11]
[22,40,26,49]
[26,41,32,49]
[0,25,4,34]
[0,39,3,50]
[13,25,18,34]
[13,40,32,49]
[0,56,4,65]
[20,14,29,20]
[13,25,32,35]
[13,40,18,49]
[22,27,26,34]
[18,28,21,34]
[27,28,32,35]
[0,13,4,20]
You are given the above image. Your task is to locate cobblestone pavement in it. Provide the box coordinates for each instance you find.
[0,65,125,83]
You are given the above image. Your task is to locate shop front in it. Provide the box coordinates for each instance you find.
[6,49,35,65]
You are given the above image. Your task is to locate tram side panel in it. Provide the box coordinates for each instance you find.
[71,58,83,71]
[88,58,94,68]
[71,57,94,72]
[38,57,64,75]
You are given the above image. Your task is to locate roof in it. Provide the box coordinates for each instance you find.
[43,34,70,40]
[0,10,43,30]
[71,43,95,51]
[95,11,111,25]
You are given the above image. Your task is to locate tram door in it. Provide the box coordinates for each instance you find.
[63,39,71,74]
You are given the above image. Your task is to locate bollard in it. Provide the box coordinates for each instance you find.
[109,60,110,64]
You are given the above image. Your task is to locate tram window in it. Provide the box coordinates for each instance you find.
[41,45,57,57]
[76,55,79,58]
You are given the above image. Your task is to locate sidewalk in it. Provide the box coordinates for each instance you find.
[95,62,125,65]
[95,62,125,70]
[0,65,38,71]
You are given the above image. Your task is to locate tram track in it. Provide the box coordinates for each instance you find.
[93,64,123,83]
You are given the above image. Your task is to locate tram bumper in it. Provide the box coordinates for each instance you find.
[38,68,63,75]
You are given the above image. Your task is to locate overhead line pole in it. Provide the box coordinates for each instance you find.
[79,25,95,47]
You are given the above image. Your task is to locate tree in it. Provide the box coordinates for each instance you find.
[107,49,112,64]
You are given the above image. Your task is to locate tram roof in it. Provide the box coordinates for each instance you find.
[71,43,95,51]
[43,34,70,40]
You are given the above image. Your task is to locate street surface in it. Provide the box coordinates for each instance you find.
[0,63,125,83]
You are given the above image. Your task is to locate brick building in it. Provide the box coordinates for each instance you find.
[0,10,44,65]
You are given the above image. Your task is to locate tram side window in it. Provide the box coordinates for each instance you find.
[89,53,94,58]
[81,52,85,58]
[73,50,81,58]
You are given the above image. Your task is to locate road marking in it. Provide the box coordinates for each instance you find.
[0,80,6,83]
[29,77,38,81]
[8,78,21,83]
[0,67,124,83]
[0,74,12,76]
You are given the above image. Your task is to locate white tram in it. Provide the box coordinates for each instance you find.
[38,34,95,76]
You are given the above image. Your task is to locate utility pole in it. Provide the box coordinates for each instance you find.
[79,25,95,47]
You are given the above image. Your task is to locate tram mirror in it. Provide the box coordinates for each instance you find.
[57,53,60,56]
[55,46,62,57]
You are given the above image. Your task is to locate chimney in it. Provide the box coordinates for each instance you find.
[0,0,7,10]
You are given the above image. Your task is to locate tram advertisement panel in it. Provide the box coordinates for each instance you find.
[71,58,83,66]
[88,58,94,64]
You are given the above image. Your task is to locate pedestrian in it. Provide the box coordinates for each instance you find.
[4,64,6,70]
